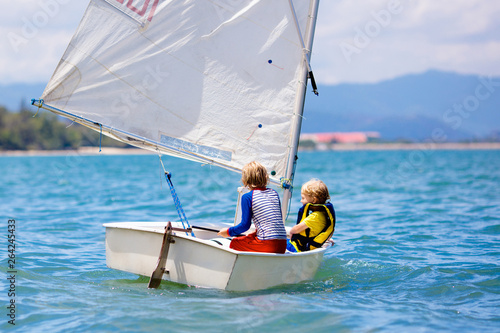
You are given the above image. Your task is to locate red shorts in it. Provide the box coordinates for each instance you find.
[230,232,287,254]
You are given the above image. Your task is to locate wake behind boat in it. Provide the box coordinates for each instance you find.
[32,0,327,291]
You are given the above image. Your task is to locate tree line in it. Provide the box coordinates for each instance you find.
[0,106,128,151]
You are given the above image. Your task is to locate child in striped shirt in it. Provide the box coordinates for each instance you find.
[218,161,287,253]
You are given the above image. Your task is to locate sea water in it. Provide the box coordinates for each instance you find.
[1,150,499,332]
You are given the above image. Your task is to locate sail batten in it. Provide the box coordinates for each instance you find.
[39,0,318,184]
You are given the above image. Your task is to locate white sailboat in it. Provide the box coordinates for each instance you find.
[32,0,329,291]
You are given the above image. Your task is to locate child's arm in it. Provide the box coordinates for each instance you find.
[219,192,252,237]
[228,193,252,236]
[217,228,230,237]
[289,221,309,235]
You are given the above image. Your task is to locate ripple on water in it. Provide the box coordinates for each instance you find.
[2,151,499,332]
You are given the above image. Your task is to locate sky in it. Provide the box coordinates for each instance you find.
[1,0,500,86]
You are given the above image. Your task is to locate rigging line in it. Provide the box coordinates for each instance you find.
[279,177,293,221]
[158,155,194,237]
[98,124,103,152]
[33,98,43,117]
[287,0,311,71]
[156,150,163,191]
[288,0,319,95]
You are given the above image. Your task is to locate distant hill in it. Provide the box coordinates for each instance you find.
[1,70,499,142]
[303,70,500,141]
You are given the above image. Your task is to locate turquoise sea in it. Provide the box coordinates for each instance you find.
[1,149,499,332]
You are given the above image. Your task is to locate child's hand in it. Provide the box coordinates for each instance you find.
[217,228,229,238]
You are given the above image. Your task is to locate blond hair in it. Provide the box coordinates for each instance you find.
[301,179,330,204]
[241,161,269,189]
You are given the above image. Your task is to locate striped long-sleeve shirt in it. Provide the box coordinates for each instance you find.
[228,188,287,240]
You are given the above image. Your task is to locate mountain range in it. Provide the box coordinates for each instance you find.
[1,70,498,141]
[303,70,499,141]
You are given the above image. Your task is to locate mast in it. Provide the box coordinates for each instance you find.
[281,0,320,221]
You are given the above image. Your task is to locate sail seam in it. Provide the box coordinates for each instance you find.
[102,0,146,27]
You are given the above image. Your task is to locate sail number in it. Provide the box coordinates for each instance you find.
[114,0,159,22]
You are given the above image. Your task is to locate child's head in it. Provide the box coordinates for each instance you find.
[300,179,330,205]
[241,161,269,189]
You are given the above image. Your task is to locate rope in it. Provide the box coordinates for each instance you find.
[32,98,43,117]
[287,0,319,95]
[280,177,294,221]
[280,177,293,190]
[288,0,311,71]
[159,156,194,236]
[99,124,102,152]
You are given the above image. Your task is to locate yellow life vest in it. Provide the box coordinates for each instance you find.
[290,202,335,252]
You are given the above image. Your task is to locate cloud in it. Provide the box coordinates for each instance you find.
[1,0,499,85]
[0,1,87,83]
[313,0,500,84]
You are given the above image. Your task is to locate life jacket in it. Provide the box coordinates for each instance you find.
[290,202,335,252]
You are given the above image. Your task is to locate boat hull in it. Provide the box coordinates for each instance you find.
[104,222,326,291]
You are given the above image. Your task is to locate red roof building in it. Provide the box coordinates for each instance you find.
[300,132,380,144]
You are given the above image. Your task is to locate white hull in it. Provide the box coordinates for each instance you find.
[104,222,326,291]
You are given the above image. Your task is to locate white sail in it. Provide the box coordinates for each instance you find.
[38,0,317,184]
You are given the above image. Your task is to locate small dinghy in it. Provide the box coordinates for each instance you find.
[33,0,328,291]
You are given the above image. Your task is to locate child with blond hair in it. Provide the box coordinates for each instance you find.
[287,179,335,252]
[218,161,287,253]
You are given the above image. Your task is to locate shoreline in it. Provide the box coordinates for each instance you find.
[1,142,499,156]
[0,146,154,156]
[306,142,500,151]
